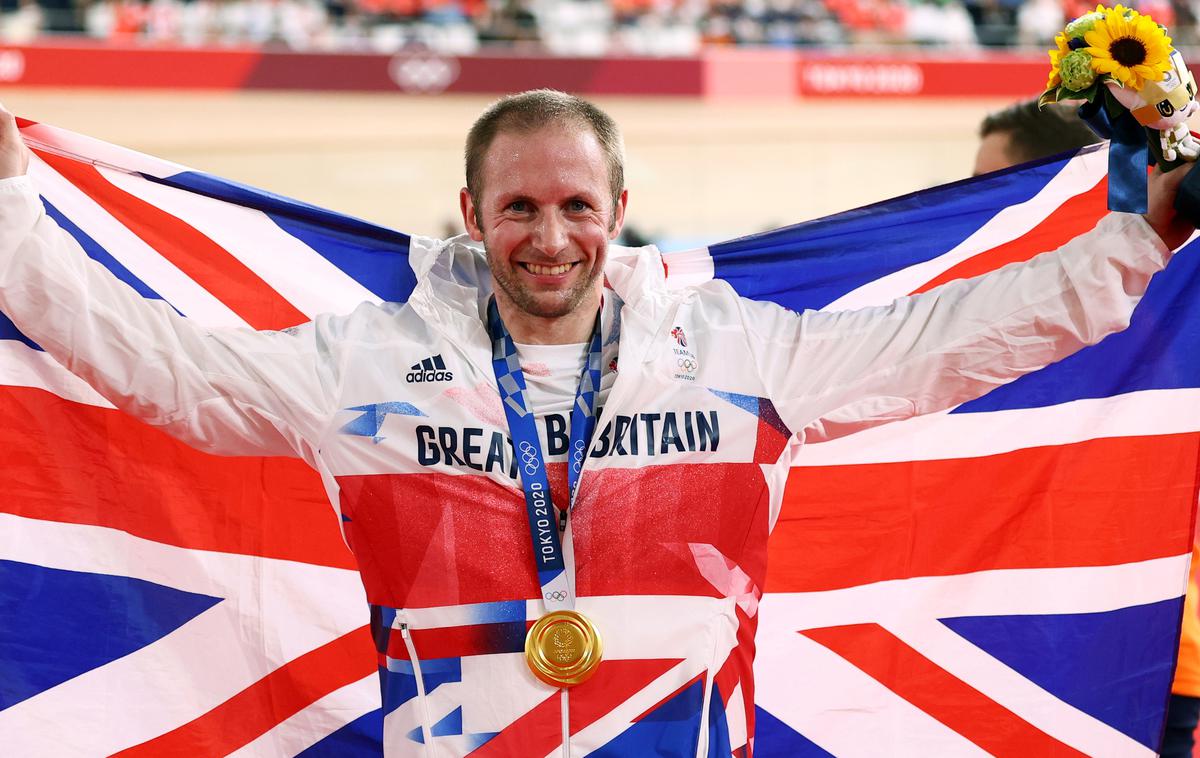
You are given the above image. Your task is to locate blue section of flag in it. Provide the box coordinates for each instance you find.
[708,151,1079,313]
[148,171,416,304]
[268,214,416,305]
[954,236,1200,413]
[941,596,1183,749]
[0,309,38,350]
[754,706,835,757]
[296,708,383,757]
[592,678,705,757]
[0,559,221,710]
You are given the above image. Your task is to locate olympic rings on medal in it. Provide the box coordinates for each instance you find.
[518,440,541,475]
[676,357,698,373]
[545,590,568,602]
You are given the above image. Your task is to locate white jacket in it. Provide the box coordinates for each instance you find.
[0,172,1174,756]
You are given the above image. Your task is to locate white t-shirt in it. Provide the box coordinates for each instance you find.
[513,342,590,509]
[513,341,589,421]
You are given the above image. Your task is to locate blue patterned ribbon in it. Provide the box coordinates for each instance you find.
[1077,99,1150,214]
[486,297,602,612]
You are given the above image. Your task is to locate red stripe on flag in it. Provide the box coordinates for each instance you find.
[34,148,308,331]
[804,623,1089,756]
[569,659,684,735]
[0,386,356,570]
[113,625,376,757]
[910,178,1108,294]
[467,691,561,757]
[768,433,1200,593]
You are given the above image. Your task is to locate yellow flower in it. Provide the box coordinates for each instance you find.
[1047,31,1071,90]
[1083,5,1173,90]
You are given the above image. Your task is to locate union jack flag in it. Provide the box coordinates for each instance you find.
[0,120,1194,756]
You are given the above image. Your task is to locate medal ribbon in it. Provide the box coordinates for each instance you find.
[487,297,602,612]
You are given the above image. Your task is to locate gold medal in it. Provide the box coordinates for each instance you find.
[524,609,603,687]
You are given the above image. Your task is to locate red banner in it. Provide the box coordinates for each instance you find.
[0,41,1049,99]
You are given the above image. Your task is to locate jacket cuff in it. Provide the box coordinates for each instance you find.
[1107,211,1174,265]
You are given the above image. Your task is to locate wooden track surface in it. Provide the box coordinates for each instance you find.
[2,89,1022,248]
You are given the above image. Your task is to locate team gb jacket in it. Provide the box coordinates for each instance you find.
[0,172,1176,757]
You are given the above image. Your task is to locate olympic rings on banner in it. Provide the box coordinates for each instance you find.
[544,590,568,602]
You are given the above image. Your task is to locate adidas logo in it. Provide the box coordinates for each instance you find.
[406,354,454,383]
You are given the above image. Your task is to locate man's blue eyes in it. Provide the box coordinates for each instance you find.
[506,201,591,213]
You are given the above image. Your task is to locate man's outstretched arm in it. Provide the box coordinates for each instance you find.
[717,163,1194,443]
[0,107,342,461]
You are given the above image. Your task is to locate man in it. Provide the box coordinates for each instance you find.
[973,98,1101,176]
[0,90,1193,755]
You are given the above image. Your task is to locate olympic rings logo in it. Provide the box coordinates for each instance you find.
[571,440,586,473]
[544,590,568,602]
[518,440,541,475]
[677,357,698,373]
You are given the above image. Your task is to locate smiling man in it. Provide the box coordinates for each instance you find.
[0,90,1194,756]
[460,97,626,344]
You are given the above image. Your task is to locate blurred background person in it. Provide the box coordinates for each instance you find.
[973,97,1099,175]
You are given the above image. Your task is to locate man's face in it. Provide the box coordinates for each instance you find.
[460,124,627,321]
[973,131,1017,176]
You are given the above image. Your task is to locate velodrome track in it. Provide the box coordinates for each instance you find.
[1,89,1021,247]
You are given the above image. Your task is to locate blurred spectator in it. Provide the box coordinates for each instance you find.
[538,0,610,55]
[477,0,540,48]
[963,0,1020,46]
[906,0,975,46]
[973,98,1099,176]
[1015,0,1060,45]
[2,0,44,40]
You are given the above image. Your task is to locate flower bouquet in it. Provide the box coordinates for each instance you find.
[1041,5,1200,214]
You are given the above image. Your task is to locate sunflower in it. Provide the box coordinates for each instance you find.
[1046,31,1072,90]
[1083,5,1173,90]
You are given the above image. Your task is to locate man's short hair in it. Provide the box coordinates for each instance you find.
[979,99,1100,163]
[465,90,626,212]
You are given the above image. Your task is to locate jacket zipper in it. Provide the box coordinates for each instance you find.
[400,622,436,757]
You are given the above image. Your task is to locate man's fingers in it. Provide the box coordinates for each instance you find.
[0,104,30,179]
[0,104,21,141]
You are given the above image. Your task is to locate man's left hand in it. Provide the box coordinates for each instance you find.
[1145,162,1197,250]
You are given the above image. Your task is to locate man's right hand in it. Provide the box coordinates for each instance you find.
[0,105,30,179]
